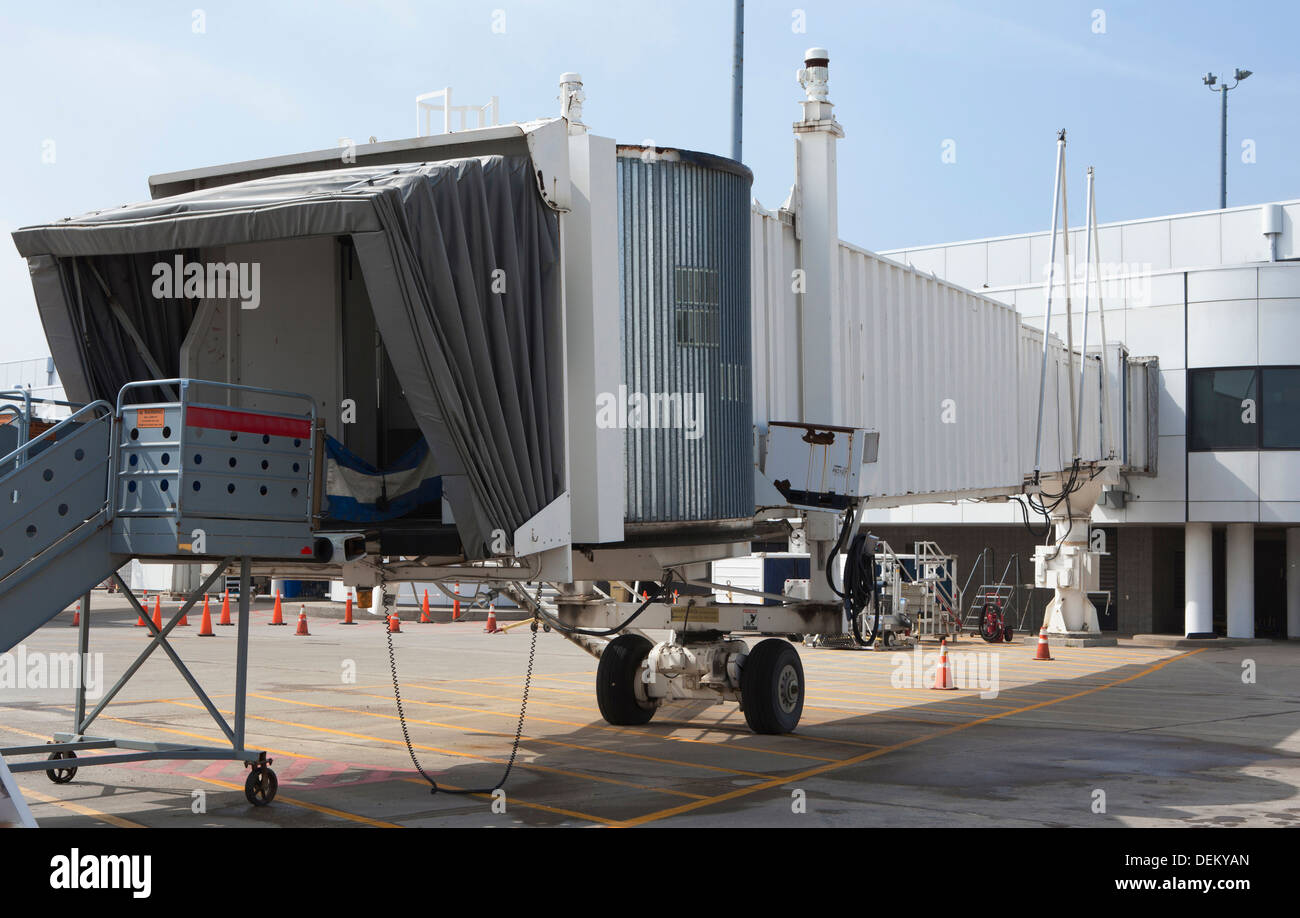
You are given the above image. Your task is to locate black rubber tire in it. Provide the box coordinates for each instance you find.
[740,638,805,734]
[596,634,656,726]
[1003,624,1014,643]
[46,750,77,784]
[244,766,278,806]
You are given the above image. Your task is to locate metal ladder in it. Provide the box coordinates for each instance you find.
[0,377,325,806]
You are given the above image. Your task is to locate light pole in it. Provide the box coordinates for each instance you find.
[1204,68,1252,209]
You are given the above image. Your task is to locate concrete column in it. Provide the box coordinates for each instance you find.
[1184,522,1214,637]
[1225,523,1254,639]
[1288,529,1300,639]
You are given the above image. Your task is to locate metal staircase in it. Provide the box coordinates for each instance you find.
[0,400,120,651]
[959,553,1030,639]
[0,378,326,806]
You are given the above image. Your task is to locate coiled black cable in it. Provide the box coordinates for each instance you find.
[825,506,880,647]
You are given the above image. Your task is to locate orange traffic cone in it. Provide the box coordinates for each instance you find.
[1033,626,1053,661]
[340,591,356,625]
[70,602,80,627]
[152,596,162,631]
[931,639,957,690]
[136,592,148,627]
[198,596,214,636]
[388,612,402,634]
[420,589,432,624]
[269,591,285,625]
[219,589,233,626]
[178,602,189,627]
[451,582,462,622]
[484,603,501,634]
[295,605,310,636]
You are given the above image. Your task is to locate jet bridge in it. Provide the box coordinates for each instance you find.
[3,46,1155,787]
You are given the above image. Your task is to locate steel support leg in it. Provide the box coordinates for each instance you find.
[234,558,250,752]
[74,590,90,732]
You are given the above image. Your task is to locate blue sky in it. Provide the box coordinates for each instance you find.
[2,0,1296,360]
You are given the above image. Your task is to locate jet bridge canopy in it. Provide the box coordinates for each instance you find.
[11,154,565,558]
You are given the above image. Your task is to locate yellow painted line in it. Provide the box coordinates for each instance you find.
[194,775,401,827]
[467,677,593,697]
[27,709,406,828]
[387,685,878,751]
[614,648,1206,827]
[248,691,779,780]
[160,698,706,802]
[64,706,628,823]
[393,776,622,826]
[799,703,974,726]
[21,786,147,828]
[461,670,595,684]
[372,685,841,763]
[0,724,57,742]
[809,686,1015,710]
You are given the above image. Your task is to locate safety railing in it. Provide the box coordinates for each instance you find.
[0,400,114,584]
[0,389,96,471]
[113,378,319,527]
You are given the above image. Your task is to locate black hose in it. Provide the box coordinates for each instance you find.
[824,505,879,646]
[841,532,880,646]
[538,576,675,637]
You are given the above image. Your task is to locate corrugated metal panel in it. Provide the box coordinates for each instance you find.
[618,148,753,522]
[749,205,1110,505]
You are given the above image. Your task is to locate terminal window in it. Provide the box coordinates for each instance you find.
[1261,367,1300,449]
[1188,366,1300,450]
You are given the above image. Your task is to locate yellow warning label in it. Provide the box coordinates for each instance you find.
[136,408,166,429]
[669,605,719,624]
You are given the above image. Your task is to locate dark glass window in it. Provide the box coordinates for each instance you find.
[1261,367,1300,449]
[1188,368,1257,450]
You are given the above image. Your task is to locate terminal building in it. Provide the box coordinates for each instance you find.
[873,199,1300,639]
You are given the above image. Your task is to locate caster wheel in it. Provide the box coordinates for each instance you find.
[542,623,552,633]
[881,631,895,648]
[596,634,656,726]
[1003,624,1014,643]
[46,750,77,784]
[740,638,804,734]
[244,766,278,806]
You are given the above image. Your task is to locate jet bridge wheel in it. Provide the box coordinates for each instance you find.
[740,639,804,735]
[45,750,77,784]
[596,634,656,726]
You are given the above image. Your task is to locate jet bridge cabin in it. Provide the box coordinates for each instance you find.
[12,125,588,569]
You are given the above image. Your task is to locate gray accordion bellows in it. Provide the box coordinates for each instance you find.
[617,147,754,523]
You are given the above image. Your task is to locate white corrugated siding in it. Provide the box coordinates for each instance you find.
[751,205,1107,505]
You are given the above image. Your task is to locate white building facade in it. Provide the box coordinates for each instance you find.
[874,199,1300,639]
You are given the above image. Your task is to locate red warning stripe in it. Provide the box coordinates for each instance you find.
[185,405,311,440]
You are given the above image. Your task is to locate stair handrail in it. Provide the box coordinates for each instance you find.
[114,377,317,419]
[0,399,112,472]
